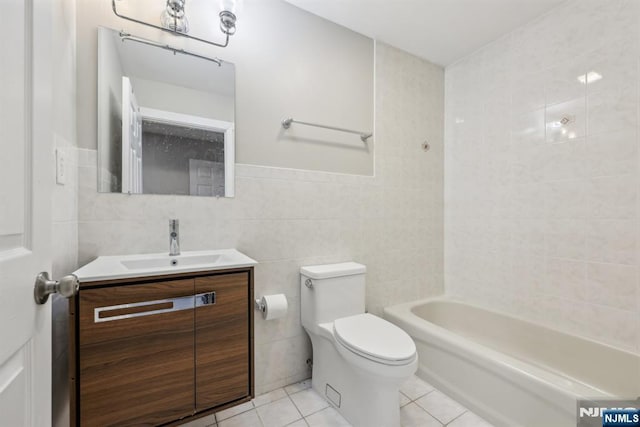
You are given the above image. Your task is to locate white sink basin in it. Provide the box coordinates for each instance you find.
[121,254,223,270]
[74,249,257,282]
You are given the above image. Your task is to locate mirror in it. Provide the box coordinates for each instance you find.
[97,27,235,197]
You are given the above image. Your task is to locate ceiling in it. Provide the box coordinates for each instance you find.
[284,0,566,66]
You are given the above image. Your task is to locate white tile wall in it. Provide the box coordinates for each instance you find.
[77,43,445,394]
[445,0,640,353]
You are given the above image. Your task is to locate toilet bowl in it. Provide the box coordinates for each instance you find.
[300,262,417,427]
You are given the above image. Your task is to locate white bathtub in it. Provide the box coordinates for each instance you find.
[384,297,640,427]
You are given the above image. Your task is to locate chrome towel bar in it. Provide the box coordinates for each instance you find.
[282,118,372,142]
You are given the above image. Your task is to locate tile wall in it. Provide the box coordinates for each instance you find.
[77,43,445,393]
[445,0,640,352]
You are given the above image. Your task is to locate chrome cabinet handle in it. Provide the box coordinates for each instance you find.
[94,291,216,323]
[34,272,79,305]
[197,291,216,306]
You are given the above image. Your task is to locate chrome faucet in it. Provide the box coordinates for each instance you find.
[169,219,180,256]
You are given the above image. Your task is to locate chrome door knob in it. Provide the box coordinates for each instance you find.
[33,272,79,305]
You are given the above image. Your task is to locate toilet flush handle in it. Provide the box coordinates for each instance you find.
[305,278,313,289]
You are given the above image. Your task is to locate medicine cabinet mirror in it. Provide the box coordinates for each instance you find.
[97,27,235,197]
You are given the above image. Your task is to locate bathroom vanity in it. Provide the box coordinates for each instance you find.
[69,250,257,426]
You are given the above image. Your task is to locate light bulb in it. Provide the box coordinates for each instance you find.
[161,0,189,33]
[219,0,243,15]
[219,0,242,35]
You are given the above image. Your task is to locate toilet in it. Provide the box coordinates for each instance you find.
[300,262,417,427]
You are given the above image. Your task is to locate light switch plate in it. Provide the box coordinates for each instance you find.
[56,148,66,185]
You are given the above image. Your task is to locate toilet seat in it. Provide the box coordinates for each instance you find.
[333,313,416,366]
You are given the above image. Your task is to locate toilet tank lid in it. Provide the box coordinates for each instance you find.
[300,262,366,279]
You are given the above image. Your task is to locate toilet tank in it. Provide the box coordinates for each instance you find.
[300,262,366,330]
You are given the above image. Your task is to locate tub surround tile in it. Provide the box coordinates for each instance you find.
[588,175,638,220]
[544,258,587,301]
[445,0,640,351]
[545,98,586,143]
[544,58,588,107]
[586,130,638,178]
[588,88,637,137]
[586,263,638,311]
[586,220,637,266]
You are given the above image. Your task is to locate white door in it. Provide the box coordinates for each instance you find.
[0,0,54,425]
[122,76,143,194]
[189,159,225,197]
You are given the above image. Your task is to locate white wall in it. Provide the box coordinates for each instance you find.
[78,41,445,393]
[78,0,375,175]
[445,0,640,353]
[131,77,234,122]
[97,28,124,191]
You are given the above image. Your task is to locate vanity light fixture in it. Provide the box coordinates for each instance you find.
[112,0,242,48]
[160,0,189,34]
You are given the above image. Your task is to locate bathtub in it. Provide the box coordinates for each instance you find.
[384,297,640,427]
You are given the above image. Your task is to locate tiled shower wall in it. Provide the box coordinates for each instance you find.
[445,0,640,353]
[77,43,445,393]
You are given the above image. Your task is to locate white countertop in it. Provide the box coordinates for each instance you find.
[73,249,258,283]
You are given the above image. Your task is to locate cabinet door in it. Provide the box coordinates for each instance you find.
[195,273,250,411]
[78,279,195,426]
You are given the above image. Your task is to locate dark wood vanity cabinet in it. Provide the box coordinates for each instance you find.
[69,268,254,427]
[195,274,250,411]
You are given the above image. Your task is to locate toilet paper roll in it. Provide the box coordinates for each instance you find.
[261,294,288,320]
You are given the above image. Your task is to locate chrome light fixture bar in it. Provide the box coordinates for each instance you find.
[112,0,239,48]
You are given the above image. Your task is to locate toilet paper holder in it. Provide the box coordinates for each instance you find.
[254,294,288,320]
[254,298,266,313]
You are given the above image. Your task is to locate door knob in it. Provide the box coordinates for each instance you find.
[33,272,79,305]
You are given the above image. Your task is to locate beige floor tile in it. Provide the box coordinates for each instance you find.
[448,411,494,427]
[216,401,255,421]
[400,403,442,427]
[305,407,351,427]
[218,409,263,427]
[256,397,303,427]
[290,388,330,417]
[400,375,435,400]
[415,390,467,424]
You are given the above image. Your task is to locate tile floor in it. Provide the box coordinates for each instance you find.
[182,375,494,427]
